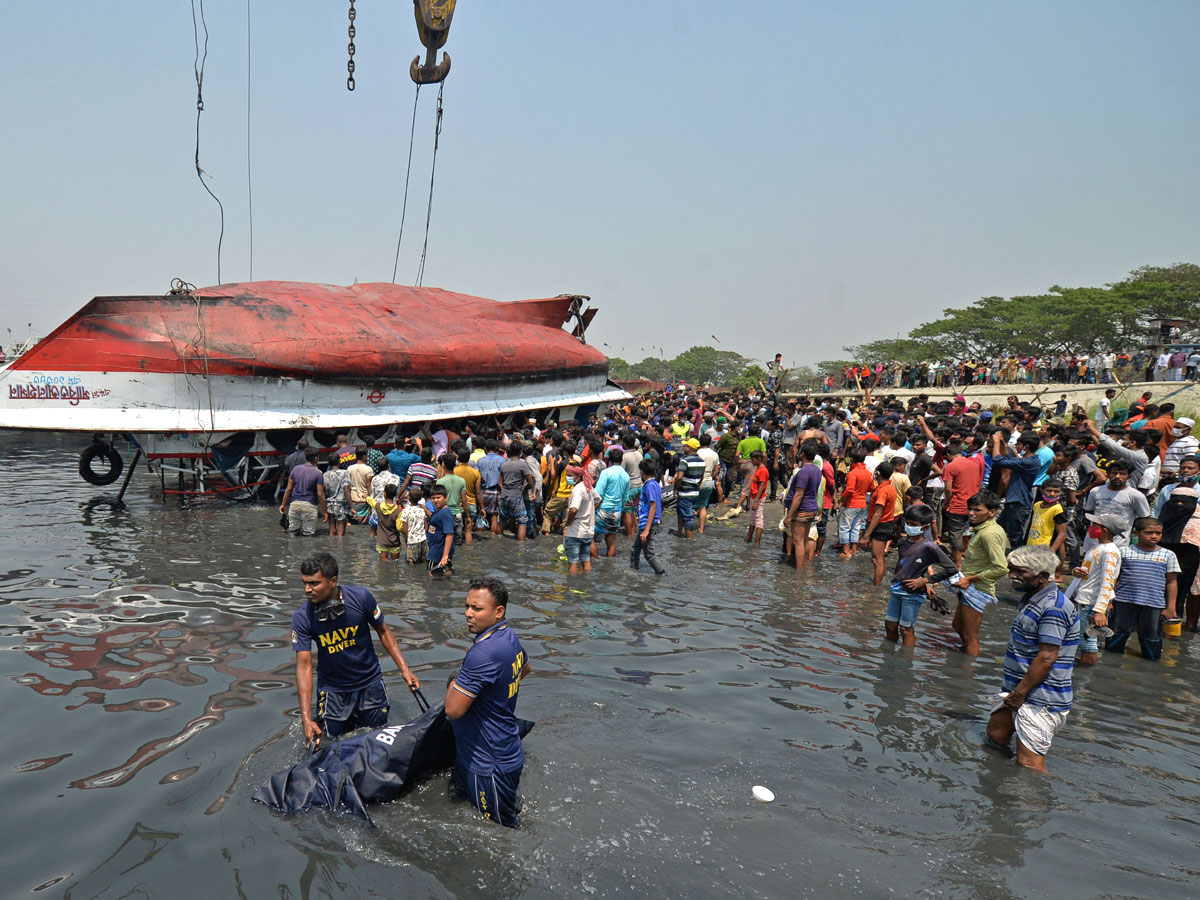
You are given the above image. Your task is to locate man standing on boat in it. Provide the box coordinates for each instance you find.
[292,553,420,745]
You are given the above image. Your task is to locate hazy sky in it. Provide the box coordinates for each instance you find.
[1,2,1196,370]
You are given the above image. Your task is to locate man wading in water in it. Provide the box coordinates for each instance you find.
[445,577,531,827]
[291,553,420,745]
[986,546,1080,772]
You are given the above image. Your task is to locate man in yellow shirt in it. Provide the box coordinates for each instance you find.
[453,447,484,543]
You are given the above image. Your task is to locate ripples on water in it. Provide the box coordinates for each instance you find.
[2,432,1198,898]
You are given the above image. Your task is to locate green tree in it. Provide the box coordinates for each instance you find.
[816,359,855,376]
[669,345,752,385]
[629,356,672,382]
[908,296,1012,357]
[1110,263,1200,344]
[803,261,1200,373]
[843,338,939,365]
[788,364,819,391]
[606,356,635,381]
[732,364,768,391]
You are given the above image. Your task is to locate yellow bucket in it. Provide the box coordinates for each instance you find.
[1164,617,1183,638]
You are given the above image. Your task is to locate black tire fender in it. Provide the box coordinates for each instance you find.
[79,441,124,486]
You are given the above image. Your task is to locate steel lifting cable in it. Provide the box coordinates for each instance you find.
[415,81,445,287]
[245,0,254,282]
[191,0,225,285]
[193,294,217,439]
[169,279,217,445]
[391,83,423,283]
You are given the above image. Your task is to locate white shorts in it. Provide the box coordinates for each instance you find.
[990,692,1069,756]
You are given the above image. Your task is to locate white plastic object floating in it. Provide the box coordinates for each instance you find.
[752,785,775,802]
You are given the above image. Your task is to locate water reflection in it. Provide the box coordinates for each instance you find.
[7,588,292,790]
[63,823,180,899]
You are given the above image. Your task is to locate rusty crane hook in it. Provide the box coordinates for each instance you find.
[411,0,455,85]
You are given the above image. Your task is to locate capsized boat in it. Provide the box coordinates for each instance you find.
[0,280,628,496]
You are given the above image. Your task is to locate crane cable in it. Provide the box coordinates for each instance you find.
[415,81,445,287]
[246,0,254,282]
[390,83,422,283]
[190,0,225,285]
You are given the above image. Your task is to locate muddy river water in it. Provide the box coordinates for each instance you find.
[2,432,1198,899]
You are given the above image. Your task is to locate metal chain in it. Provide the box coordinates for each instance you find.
[346,0,357,91]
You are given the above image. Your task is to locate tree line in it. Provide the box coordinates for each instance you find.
[603,264,1199,391]
[606,345,818,392]
[816,262,1200,376]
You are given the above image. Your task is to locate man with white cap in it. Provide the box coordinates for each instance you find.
[1160,418,1198,481]
[1069,512,1124,665]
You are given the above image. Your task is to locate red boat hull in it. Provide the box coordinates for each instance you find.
[0,282,627,434]
[10,281,608,382]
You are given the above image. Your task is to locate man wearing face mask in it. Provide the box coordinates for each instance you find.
[822,410,847,461]
[1160,418,1199,482]
[1082,460,1149,552]
[291,553,420,747]
[1080,419,1150,487]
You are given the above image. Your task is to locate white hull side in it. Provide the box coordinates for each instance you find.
[0,369,629,433]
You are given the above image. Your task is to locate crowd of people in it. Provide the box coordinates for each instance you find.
[832,348,1200,391]
[277,378,1199,781]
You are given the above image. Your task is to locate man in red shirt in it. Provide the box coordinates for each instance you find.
[745,450,770,547]
[838,447,873,559]
[942,442,983,566]
[860,461,898,585]
[1129,391,1152,419]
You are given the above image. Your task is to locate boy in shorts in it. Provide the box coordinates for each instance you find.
[886,504,957,646]
[1106,516,1179,661]
[400,487,429,565]
[563,462,596,574]
[1068,513,1121,665]
[427,485,456,577]
[364,483,403,562]
[745,449,770,547]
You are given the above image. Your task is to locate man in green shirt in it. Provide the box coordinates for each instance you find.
[436,452,468,540]
[715,423,742,499]
[736,427,767,461]
[733,426,768,510]
[953,490,1009,656]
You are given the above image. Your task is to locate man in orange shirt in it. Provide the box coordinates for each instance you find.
[838,447,874,560]
[1142,401,1178,460]
[861,462,898,585]
[942,442,983,566]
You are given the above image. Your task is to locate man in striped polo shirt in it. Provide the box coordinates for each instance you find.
[1106,516,1179,661]
[672,438,705,538]
[986,545,1080,772]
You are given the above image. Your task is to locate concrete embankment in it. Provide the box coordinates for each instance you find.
[790,380,1200,417]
